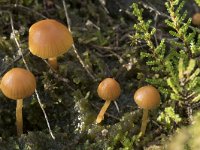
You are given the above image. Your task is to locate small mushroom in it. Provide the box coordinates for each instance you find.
[29,19,73,70]
[0,68,36,136]
[192,13,200,26]
[96,78,121,123]
[134,85,160,136]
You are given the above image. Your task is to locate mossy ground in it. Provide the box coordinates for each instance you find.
[0,0,199,149]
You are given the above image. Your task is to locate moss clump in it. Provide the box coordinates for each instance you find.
[167,113,200,150]
[0,131,72,150]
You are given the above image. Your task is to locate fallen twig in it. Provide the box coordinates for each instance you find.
[139,1,200,33]
[0,49,29,77]
[62,0,96,81]
[0,4,47,19]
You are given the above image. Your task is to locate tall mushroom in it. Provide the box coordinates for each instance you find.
[28,19,73,70]
[96,78,121,123]
[133,85,160,136]
[0,68,36,136]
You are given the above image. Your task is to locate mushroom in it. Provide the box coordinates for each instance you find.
[96,78,121,123]
[133,85,160,136]
[0,68,36,136]
[192,13,200,26]
[28,19,73,70]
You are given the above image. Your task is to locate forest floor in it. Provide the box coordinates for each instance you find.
[0,0,200,150]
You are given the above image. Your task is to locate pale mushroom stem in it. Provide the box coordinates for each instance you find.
[96,100,111,124]
[140,109,149,136]
[16,99,23,136]
[48,57,58,70]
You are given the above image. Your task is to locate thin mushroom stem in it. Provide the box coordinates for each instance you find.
[0,78,1,90]
[16,99,23,136]
[141,109,149,136]
[48,57,58,70]
[96,100,111,124]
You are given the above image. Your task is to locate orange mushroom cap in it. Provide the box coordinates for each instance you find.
[192,13,200,26]
[29,19,73,59]
[134,85,160,110]
[97,78,121,101]
[0,68,36,100]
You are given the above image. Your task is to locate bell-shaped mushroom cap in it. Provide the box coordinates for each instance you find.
[192,13,200,25]
[134,85,160,110]
[0,68,36,100]
[97,78,121,101]
[29,19,73,59]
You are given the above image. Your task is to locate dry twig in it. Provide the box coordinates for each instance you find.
[0,4,47,19]
[139,1,200,33]
[0,49,29,77]
[62,0,96,81]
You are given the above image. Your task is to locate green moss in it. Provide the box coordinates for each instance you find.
[167,113,200,150]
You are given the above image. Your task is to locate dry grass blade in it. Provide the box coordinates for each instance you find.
[62,0,96,81]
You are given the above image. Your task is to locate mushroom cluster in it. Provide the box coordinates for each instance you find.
[0,17,162,139]
[95,78,161,136]
[0,19,73,137]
